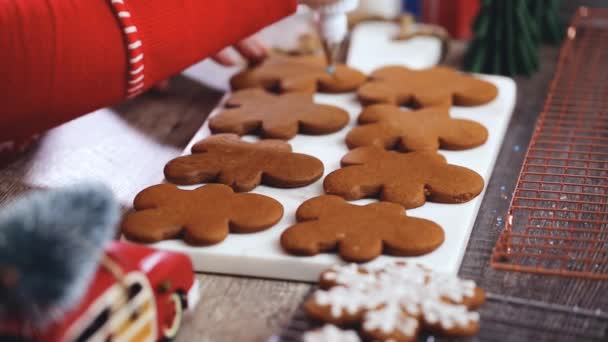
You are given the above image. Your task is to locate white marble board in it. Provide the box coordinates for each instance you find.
[142,20,517,281]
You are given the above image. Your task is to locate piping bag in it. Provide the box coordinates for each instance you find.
[311,0,359,73]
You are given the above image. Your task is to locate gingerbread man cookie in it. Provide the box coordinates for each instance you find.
[358,66,498,108]
[164,134,324,191]
[280,196,444,262]
[323,147,484,209]
[121,184,283,245]
[305,262,485,341]
[346,104,488,152]
[231,55,366,93]
[209,89,350,140]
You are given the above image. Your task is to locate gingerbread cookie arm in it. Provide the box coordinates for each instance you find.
[224,88,269,107]
[356,104,396,124]
[262,153,324,188]
[379,182,428,210]
[438,119,489,150]
[398,132,442,152]
[121,209,183,243]
[295,195,347,221]
[316,65,367,93]
[425,164,484,203]
[227,193,283,232]
[191,134,293,153]
[216,166,264,192]
[338,232,384,262]
[250,138,294,152]
[339,146,382,166]
[164,154,222,186]
[357,81,399,106]
[453,77,499,106]
[229,70,264,91]
[182,216,231,245]
[132,183,181,209]
[323,166,386,201]
[296,104,350,135]
[260,118,301,139]
[346,123,402,150]
[281,221,348,256]
[382,216,445,256]
[209,108,261,136]
[360,201,406,216]
[408,89,454,108]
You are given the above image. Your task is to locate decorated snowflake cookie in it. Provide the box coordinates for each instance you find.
[304,262,485,342]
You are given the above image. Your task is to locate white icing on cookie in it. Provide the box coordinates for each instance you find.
[426,273,476,303]
[322,263,376,290]
[312,262,481,332]
[363,303,419,337]
[314,286,370,317]
[302,324,361,342]
[421,299,480,329]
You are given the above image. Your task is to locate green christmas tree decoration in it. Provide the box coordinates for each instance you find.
[464,0,540,76]
[529,0,565,44]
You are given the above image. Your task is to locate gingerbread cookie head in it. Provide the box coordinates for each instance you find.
[323,147,484,209]
[164,134,324,191]
[357,66,498,108]
[346,104,488,152]
[209,89,350,140]
[121,184,283,245]
[305,262,485,341]
[280,195,444,262]
[230,55,366,93]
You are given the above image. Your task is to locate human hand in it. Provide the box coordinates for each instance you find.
[153,36,267,92]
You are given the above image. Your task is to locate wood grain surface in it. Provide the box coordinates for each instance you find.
[1,1,607,341]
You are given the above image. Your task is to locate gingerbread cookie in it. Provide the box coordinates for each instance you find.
[164,134,323,191]
[280,196,444,262]
[346,104,488,152]
[358,66,498,108]
[323,147,484,209]
[121,184,283,245]
[305,262,485,341]
[209,89,350,140]
[230,55,366,93]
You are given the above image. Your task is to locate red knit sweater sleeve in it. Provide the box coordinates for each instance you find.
[0,0,298,141]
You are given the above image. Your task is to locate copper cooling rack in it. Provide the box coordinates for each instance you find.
[491,7,608,279]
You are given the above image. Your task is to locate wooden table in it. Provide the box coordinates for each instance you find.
[1,2,606,341]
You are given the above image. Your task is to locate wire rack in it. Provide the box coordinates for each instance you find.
[491,7,608,280]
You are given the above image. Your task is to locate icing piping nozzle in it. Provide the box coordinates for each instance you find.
[314,0,359,74]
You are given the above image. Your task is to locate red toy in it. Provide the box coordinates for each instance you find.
[422,0,480,39]
[1,241,199,342]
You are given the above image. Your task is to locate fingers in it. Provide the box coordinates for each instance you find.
[234,37,267,62]
[212,36,266,67]
[212,48,239,66]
